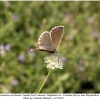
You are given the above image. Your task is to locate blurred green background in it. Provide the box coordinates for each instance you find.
[0,1,100,93]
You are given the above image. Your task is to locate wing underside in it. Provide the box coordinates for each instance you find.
[38,31,53,51]
[50,26,64,50]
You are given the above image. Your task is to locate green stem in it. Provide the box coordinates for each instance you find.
[37,68,51,93]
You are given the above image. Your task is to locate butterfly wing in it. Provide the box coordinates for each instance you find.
[38,31,53,51]
[50,26,64,50]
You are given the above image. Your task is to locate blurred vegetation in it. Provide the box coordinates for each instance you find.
[0,1,100,93]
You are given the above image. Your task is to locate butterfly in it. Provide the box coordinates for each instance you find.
[34,26,64,54]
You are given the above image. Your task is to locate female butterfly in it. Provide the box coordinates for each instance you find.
[35,26,64,54]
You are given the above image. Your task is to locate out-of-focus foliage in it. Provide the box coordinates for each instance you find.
[0,1,100,93]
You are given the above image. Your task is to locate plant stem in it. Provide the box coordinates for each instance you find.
[37,68,51,93]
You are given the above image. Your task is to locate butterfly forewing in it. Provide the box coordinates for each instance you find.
[38,31,53,51]
[50,26,64,50]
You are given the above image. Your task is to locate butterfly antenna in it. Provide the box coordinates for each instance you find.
[58,51,64,57]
